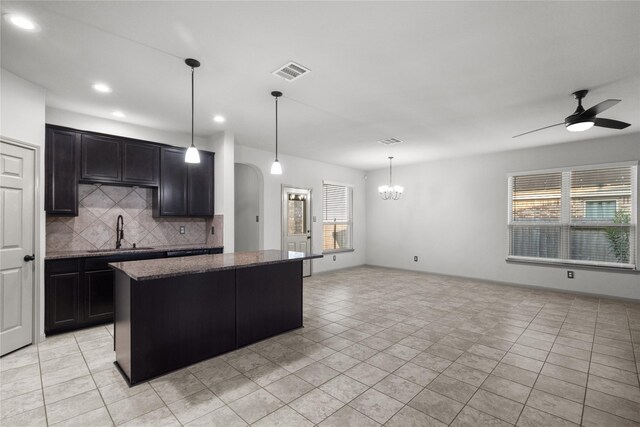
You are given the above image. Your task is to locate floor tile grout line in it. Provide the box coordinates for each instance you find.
[35,340,50,426]
[516,296,583,426]
[460,301,545,425]
[74,327,117,427]
[579,298,599,426]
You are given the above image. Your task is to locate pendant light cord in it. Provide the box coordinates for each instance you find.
[389,156,393,186]
[191,66,195,147]
[275,96,279,161]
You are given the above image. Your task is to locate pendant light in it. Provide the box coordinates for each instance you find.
[379,156,404,200]
[184,58,201,164]
[270,91,283,175]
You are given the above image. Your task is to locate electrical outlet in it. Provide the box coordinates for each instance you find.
[313,216,317,222]
[179,226,185,234]
[414,256,418,262]
[333,255,336,261]
[256,215,259,222]
[567,271,574,279]
[211,226,215,235]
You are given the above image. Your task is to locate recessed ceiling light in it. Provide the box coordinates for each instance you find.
[92,83,112,93]
[213,115,226,123]
[111,111,125,118]
[3,14,41,32]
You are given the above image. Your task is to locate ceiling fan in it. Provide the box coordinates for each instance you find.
[513,89,631,138]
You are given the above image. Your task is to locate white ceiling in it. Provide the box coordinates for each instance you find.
[2,1,639,171]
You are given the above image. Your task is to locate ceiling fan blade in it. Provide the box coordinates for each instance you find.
[594,117,631,130]
[581,99,620,117]
[512,123,564,138]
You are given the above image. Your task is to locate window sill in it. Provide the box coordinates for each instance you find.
[322,249,355,255]
[506,256,640,274]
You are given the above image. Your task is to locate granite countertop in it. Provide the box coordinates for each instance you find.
[109,249,323,281]
[45,244,224,260]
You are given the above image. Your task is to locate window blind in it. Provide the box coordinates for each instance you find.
[508,164,637,269]
[322,183,353,252]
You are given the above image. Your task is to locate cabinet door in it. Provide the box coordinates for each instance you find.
[84,270,114,323]
[188,151,215,216]
[45,272,80,334]
[236,262,303,347]
[45,127,79,215]
[81,134,121,182]
[158,148,188,216]
[122,140,159,186]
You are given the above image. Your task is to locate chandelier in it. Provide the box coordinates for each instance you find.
[378,156,404,200]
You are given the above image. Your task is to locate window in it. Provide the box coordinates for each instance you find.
[508,164,637,269]
[322,182,353,253]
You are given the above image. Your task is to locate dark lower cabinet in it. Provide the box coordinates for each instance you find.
[119,269,237,383]
[236,262,303,347]
[84,270,115,323]
[46,272,81,331]
[45,248,224,335]
[115,259,303,385]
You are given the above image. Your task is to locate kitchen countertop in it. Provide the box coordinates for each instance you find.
[110,249,323,281]
[45,244,223,260]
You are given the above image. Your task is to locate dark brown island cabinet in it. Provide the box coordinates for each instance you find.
[44,124,215,218]
[110,250,322,385]
[44,248,223,335]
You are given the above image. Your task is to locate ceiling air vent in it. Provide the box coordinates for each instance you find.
[377,137,403,146]
[272,61,311,82]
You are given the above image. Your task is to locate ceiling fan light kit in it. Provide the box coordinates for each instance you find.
[513,89,631,138]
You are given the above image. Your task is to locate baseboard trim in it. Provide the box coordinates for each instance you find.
[352,264,639,303]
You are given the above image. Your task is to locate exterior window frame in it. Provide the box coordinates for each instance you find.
[322,181,354,254]
[507,161,638,271]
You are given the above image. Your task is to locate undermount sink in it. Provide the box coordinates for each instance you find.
[86,247,155,253]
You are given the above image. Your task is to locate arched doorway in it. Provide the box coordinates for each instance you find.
[234,163,263,251]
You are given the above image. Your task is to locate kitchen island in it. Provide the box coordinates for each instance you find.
[110,250,322,385]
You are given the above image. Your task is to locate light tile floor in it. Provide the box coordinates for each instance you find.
[2,266,640,426]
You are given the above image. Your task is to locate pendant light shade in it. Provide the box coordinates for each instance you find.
[185,58,201,164]
[379,156,403,200]
[270,159,282,175]
[271,91,283,175]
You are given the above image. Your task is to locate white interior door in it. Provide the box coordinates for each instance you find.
[0,141,35,355]
[282,187,311,277]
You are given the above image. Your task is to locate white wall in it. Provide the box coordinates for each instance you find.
[235,164,260,251]
[366,133,640,300]
[235,144,367,273]
[1,69,47,340]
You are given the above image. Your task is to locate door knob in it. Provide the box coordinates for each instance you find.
[24,254,35,262]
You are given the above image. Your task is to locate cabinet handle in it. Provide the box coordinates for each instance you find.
[24,254,36,262]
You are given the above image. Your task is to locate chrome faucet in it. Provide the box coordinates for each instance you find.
[116,215,124,249]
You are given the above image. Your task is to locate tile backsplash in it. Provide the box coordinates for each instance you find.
[46,184,223,252]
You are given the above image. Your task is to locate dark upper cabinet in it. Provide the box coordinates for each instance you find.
[45,127,80,215]
[81,135,159,186]
[122,140,159,186]
[154,147,215,217]
[81,134,122,182]
[157,147,189,216]
[188,151,215,216]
